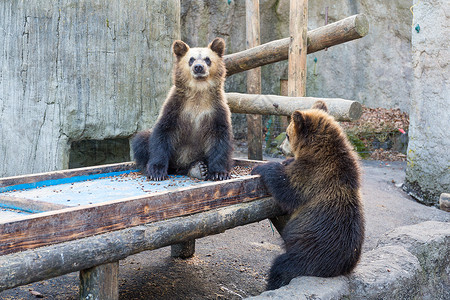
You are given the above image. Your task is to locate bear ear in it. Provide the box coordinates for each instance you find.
[311,100,328,112]
[291,110,309,136]
[209,38,225,57]
[173,40,189,58]
[292,111,306,132]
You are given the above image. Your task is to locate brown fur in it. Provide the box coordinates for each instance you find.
[132,38,233,181]
[252,101,364,290]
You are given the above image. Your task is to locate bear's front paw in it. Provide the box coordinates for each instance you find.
[208,172,230,181]
[146,163,168,181]
[251,162,283,177]
[188,161,208,180]
[251,163,271,175]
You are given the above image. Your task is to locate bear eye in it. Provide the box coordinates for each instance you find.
[204,57,211,66]
[286,133,290,141]
[189,57,195,66]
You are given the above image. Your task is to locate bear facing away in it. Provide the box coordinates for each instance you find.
[252,101,365,290]
[132,38,233,181]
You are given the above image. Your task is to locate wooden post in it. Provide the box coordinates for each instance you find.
[246,0,263,160]
[171,240,196,259]
[270,0,309,235]
[280,79,290,130]
[288,0,308,97]
[79,262,119,300]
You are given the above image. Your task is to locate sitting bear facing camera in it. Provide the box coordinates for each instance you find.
[132,38,233,181]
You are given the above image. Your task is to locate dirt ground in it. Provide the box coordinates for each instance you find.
[1,160,449,300]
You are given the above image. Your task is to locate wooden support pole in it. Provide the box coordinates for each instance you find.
[288,0,308,97]
[269,0,308,235]
[246,0,263,160]
[79,262,119,300]
[171,240,196,259]
[224,14,369,76]
[0,197,282,291]
[226,93,362,121]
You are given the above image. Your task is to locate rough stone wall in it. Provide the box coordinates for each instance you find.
[0,0,180,177]
[180,0,413,112]
[404,0,450,206]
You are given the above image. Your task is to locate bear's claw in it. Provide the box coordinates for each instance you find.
[208,172,230,181]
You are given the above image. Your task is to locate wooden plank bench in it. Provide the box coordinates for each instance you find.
[0,159,283,299]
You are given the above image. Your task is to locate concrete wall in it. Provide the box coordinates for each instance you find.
[404,0,450,206]
[0,0,180,177]
[180,0,413,112]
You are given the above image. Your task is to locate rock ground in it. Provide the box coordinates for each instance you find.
[0,160,448,300]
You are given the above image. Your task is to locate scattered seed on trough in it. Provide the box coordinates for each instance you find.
[1,165,255,209]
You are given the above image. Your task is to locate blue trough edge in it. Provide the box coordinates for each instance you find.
[0,170,139,194]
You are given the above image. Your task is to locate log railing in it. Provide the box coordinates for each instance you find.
[226,92,362,121]
[224,14,369,76]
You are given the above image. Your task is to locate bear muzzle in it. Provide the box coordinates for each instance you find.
[280,138,293,157]
[191,64,209,79]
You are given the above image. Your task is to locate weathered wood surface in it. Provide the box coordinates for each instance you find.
[79,262,119,300]
[0,197,282,291]
[0,161,267,256]
[224,14,369,76]
[246,0,263,160]
[226,92,363,121]
[287,0,308,98]
[171,240,196,259]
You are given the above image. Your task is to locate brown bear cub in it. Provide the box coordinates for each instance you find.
[252,101,365,290]
[132,38,233,181]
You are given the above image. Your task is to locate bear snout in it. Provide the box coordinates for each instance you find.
[193,64,205,74]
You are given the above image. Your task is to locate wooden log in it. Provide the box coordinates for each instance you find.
[224,14,369,76]
[79,262,119,300]
[0,197,283,291]
[226,92,363,121]
[246,0,263,160]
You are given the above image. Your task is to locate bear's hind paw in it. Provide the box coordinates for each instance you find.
[188,161,208,180]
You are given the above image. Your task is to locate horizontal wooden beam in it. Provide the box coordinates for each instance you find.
[0,197,282,291]
[226,92,363,121]
[224,14,369,76]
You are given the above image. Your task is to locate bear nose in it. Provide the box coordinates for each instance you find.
[193,64,204,74]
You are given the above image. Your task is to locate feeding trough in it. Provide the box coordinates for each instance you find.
[0,159,284,293]
[0,159,269,256]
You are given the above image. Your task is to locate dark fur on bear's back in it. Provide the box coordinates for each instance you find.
[252,101,364,290]
[132,38,233,181]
